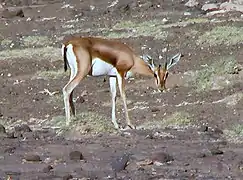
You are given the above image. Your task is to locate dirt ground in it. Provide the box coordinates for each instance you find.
[0,0,243,179]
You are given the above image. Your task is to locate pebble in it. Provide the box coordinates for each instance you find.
[0,124,6,134]
[151,152,174,163]
[14,124,32,132]
[24,154,41,162]
[111,154,130,172]
[43,165,53,173]
[69,151,84,160]
[210,148,224,155]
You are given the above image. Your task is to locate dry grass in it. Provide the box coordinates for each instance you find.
[22,35,53,47]
[224,124,243,143]
[139,111,193,130]
[50,112,115,135]
[186,56,239,92]
[0,46,61,61]
[197,26,243,46]
[35,69,67,80]
[104,19,168,39]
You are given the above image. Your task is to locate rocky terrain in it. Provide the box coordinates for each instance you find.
[0,0,243,179]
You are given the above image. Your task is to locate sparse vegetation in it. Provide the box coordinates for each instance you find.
[22,35,52,47]
[47,94,63,106]
[104,20,168,39]
[50,112,115,134]
[224,124,243,143]
[0,38,13,49]
[36,69,67,80]
[185,18,209,24]
[140,111,193,129]
[188,56,239,92]
[197,26,243,46]
[0,46,61,61]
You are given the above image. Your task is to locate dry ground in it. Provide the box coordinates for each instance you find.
[0,0,243,179]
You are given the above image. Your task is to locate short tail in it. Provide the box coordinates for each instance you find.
[63,45,68,72]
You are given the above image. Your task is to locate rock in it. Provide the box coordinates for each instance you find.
[151,152,174,163]
[111,154,130,172]
[210,148,224,155]
[185,0,199,7]
[151,107,160,112]
[69,151,83,160]
[198,125,208,132]
[6,132,15,139]
[196,152,206,158]
[14,131,23,138]
[202,3,219,11]
[14,124,32,132]
[220,1,243,13]
[76,96,85,103]
[22,132,39,140]
[213,127,223,134]
[1,8,24,18]
[63,174,73,180]
[184,12,192,16]
[4,146,16,154]
[0,124,6,134]
[24,154,41,162]
[43,165,53,173]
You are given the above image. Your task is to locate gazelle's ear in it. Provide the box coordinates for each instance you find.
[163,61,167,70]
[141,54,155,70]
[167,53,181,70]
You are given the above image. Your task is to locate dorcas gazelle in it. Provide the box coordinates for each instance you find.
[61,36,181,130]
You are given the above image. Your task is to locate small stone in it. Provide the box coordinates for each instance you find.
[69,151,83,160]
[198,125,208,132]
[14,124,32,132]
[63,174,73,180]
[24,154,41,162]
[76,96,85,103]
[14,131,23,138]
[0,124,6,133]
[43,165,53,173]
[201,3,219,11]
[210,148,223,155]
[111,154,130,172]
[6,132,15,138]
[151,152,174,163]
[213,128,223,134]
[184,12,192,16]
[196,152,206,158]
[4,146,16,153]
[185,0,199,7]
[151,107,160,112]
[1,8,24,18]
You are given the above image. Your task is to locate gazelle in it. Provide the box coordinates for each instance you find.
[61,36,181,130]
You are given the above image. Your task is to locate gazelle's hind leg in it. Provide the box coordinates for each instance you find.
[109,76,119,129]
[116,72,135,129]
[63,45,91,126]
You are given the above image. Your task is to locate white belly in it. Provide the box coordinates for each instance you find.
[91,58,117,76]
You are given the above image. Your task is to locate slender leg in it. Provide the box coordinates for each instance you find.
[109,76,119,129]
[116,72,135,129]
[70,90,75,116]
[63,79,81,125]
[63,46,91,126]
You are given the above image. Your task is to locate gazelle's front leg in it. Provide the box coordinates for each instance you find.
[109,77,119,129]
[116,72,135,129]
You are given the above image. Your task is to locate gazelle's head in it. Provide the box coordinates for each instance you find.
[142,53,182,91]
